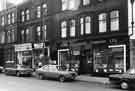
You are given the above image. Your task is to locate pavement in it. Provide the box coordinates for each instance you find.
[77,74,110,85]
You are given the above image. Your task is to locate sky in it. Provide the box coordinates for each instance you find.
[0,0,25,11]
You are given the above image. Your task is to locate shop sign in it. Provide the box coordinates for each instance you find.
[91,40,106,44]
[15,43,32,52]
[73,50,80,55]
[34,43,44,49]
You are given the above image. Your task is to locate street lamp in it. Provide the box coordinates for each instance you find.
[131,0,135,36]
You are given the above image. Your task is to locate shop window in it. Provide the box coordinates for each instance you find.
[83,0,90,6]
[61,21,67,38]
[110,10,119,31]
[80,18,84,35]
[85,16,91,34]
[98,13,107,33]
[70,19,76,37]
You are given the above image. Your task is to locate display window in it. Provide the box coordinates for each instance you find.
[94,45,126,73]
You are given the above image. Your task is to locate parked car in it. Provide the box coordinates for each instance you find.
[109,68,135,90]
[4,64,33,77]
[0,66,4,72]
[35,65,78,82]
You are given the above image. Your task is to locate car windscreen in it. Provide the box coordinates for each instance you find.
[56,66,67,71]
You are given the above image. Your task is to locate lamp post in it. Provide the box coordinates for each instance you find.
[130,0,135,68]
[131,0,135,36]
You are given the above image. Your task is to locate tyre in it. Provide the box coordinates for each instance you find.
[71,75,76,80]
[120,82,129,90]
[16,72,21,77]
[59,76,65,82]
[38,74,44,80]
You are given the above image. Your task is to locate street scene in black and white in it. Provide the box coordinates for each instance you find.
[0,0,135,90]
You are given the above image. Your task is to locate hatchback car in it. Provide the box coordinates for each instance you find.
[35,65,78,82]
[109,68,135,90]
[4,64,33,77]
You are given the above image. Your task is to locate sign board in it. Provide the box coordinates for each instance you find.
[15,43,32,52]
[34,43,44,49]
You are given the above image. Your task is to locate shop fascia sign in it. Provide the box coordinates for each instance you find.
[34,43,45,49]
[15,43,32,52]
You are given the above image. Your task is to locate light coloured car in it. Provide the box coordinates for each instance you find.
[35,65,78,82]
[4,64,33,77]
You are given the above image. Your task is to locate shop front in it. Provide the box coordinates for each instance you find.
[57,41,92,74]
[15,43,33,68]
[15,43,50,68]
[92,37,129,74]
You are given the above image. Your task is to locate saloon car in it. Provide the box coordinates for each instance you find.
[4,64,33,77]
[109,68,135,90]
[35,65,78,82]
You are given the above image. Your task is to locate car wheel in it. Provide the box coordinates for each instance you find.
[38,74,44,80]
[59,76,65,82]
[16,72,21,77]
[120,82,129,90]
[71,75,76,80]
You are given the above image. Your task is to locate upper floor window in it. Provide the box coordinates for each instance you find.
[8,14,11,24]
[62,0,68,11]
[85,16,91,34]
[26,28,30,41]
[98,13,107,33]
[11,13,15,24]
[7,31,11,43]
[11,29,15,42]
[42,25,47,40]
[37,26,41,41]
[21,11,25,22]
[1,16,5,26]
[37,6,41,18]
[110,10,119,31]
[83,0,90,6]
[21,30,25,42]
[61,21,67,38]
[42,3,47,15]
[26,9,30,21]
[80,18,84,35]
[70,19,76,37]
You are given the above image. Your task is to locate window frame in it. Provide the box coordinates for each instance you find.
[98,13,107,33]
[110,10,119,31]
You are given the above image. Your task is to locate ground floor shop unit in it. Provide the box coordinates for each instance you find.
[3,43,50,68]
[57,36,130,75]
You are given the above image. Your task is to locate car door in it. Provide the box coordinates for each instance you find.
[47,65,58,78]
[41,65,49,77]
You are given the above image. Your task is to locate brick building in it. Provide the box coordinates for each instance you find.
[0,0,134,75]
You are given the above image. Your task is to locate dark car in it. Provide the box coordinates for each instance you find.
[109,68,135,90]
[4,64,33,77]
